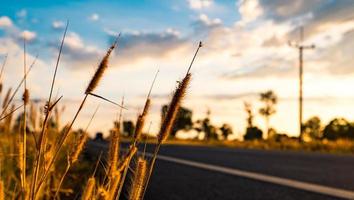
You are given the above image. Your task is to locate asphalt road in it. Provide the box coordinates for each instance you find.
[88,140,354,200]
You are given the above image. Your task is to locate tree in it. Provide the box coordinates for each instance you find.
[220,124,233,140]
[303,116,322,140]
[243,102,263,140]
[323,118,354,140]
[244,101,254,128]
[161,105,193,138]
[259,90,277,138]
[123,120,135,137]
[194,118,218,140]
[194,109,219,140]
[244,127,263,141]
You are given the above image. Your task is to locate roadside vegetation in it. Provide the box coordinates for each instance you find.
[121,91,354,154]
[0,21,353,200]
[0,23,203,199]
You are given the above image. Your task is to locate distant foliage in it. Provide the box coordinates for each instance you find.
[244,127,263,141]
[303,116,322,140]
[123,120,135,137]
[244,102,254,128]
[161,105,193,138]
[243,101,263,141]
[220,124,233,140]
[259,90,277,137]
[194,110,219,140]
[323,118,354,140]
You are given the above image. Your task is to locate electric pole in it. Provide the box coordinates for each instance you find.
[289,27,315,142]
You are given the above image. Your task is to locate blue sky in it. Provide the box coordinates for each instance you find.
[1,0,354,139]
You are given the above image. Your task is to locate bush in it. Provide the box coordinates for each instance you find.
[244,127,263,141]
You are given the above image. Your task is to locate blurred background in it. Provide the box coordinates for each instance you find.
[1,0,353,141]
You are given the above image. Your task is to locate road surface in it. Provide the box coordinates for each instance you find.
[87,141,354,200]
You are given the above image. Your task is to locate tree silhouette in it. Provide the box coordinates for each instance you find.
[195,118,217,140]
[194,109,219,140]
[244,127,263,141]
[244,101,254,128]
[123,120,135,137]
[243,102,263,140]
[220,123,233,140]
[259,90,277,139]
[303,116,322,140]
[323,118,354,140]
[161,105,193,138]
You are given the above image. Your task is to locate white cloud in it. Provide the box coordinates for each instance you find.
[198,14,222,26]
[58,32,102,69]
[20,30,37,41]
[0,36,49,98]
[165,28,181,37]
[65,32,85,49]
[237,0,263,24]
[0,16,13,28]
[192,14,222,34]
[188,0,213,10]
[52,20,65,29]
[89,13,100,21]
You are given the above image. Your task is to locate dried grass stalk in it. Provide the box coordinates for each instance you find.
[107,172,121,200]
[17,140,24,174]
[34,35,118,193]
[82,177,96,200]
[43,144,54,172]
[85,36,119,94]
[22,89,29,105]
[134,99,151,142]
[97,187,108,200]
[0,180,4,200]
[108,125,120,178]
[69,131,88,164]
[158,73,191,143]
[129,157,147,200]
[117,146,137,172]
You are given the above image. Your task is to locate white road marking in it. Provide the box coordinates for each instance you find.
[146,152,354,200]
[90,142,354,199]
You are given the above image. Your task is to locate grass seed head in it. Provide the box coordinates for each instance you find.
[69,131,88,164]
[85,40,117,94]
[107,172,121,200]
[129,157,147,200]
[82,177,96,200]
[108,126,120,177]
[22,89,29,105]
[97,187,108,200]
[158,73,191,143]
[0,180,4,200]
[118,146,137,172]
[134,98,151,141]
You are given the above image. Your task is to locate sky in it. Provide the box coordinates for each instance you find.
[0,0,354,139]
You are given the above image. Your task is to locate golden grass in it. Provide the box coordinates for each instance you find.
[0,23,202,199]
[129,157,147,200]
[82,177,95,200]
[158,73,191,144]
[0,179,4,200]
[141,42,202,199]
